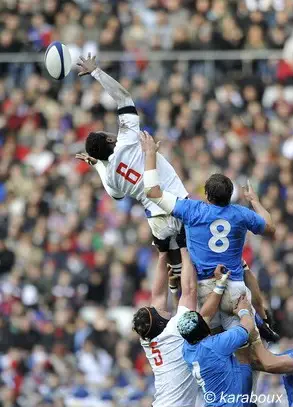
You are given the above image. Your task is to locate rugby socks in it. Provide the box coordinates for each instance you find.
[167,249,182,277]
[170,262,182,276]
[240,364,253,407]
[278,350,293,407]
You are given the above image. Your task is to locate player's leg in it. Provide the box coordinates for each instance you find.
[243,262,279,342]
[167,245,182,277]
[147,215,183,279]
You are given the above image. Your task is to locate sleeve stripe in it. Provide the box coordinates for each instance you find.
[118,106,138,116]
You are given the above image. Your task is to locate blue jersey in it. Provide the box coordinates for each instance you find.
[183,326,249,407]
[172,200,266,281]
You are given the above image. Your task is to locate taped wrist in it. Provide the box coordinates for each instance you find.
[213,274,229,295]
[153,191,177,214]
[144,169,160,193]
[238,309,251,319]
[213,283,226,295]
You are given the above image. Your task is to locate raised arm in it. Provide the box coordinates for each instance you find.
[177,236,230,321]
[178,248,198,311]
[75,154,124,199]
[77,54,134,109]
[243,180,275,236]
[141,131,177,214]
[200,267,230,323]
[151,252,169,313]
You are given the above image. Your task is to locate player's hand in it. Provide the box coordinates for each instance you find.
[214,265,227,280]
[77,53,97,77]
[233,294,252,316]
[75,152,97,166]
[243,180,259,204]
[140,131,160,154]
[213,266,230,295]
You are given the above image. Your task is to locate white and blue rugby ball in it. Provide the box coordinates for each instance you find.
[44,41,72,80]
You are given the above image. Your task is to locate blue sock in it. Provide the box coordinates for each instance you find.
[278,349,293,407]
[240,364,253,407]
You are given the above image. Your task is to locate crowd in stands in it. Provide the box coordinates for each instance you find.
[0,0,293,406]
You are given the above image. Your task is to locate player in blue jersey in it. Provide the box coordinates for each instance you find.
[177,296,293,407]
[140,131,275,332]
[178,295,254,407]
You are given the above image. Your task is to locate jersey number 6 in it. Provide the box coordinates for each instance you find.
[150,341,163,366]
[116,162,141,185]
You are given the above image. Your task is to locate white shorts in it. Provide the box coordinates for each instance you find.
[197,279,254,331]
[147,215,182,250]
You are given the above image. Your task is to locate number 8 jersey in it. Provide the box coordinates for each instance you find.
[172,199,266,281]
[141,306,198,407]
[100,111,187,217]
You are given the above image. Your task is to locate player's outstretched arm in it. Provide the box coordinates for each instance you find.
[178,247,198,311]
[243,180,275,236]
[233,295,255,334]
[75,153,124,199]
[200,267,230,323]
[250,336,293,374]
[77,53,134,109]
[141,131,178,214]
[151,252,170,313]
[214,296,255,356]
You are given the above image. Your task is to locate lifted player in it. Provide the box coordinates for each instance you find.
[141,130,276,333]
[76,53,188,277]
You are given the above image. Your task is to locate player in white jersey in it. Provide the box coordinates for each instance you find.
[76,53,188,276]
[132,228,230,407]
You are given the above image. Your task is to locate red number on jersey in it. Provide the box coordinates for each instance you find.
[116,162,141,185]
[150,341,163,366]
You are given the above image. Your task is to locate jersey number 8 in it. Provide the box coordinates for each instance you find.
[116,162,141,185]
[208,219,231,253]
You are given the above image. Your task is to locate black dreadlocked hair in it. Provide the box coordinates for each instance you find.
[85,131,115,161]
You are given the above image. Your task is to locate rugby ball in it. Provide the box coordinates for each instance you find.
[44,41,72,80]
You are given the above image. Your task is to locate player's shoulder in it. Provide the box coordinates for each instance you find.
[182,198,205,210]
[229,203,250,217]
[230,203,247,211]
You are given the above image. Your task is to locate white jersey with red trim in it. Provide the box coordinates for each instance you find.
[105,112,188,217]
[141,306,198,407]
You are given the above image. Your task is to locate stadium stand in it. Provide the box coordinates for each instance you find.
[0,0,293,406]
